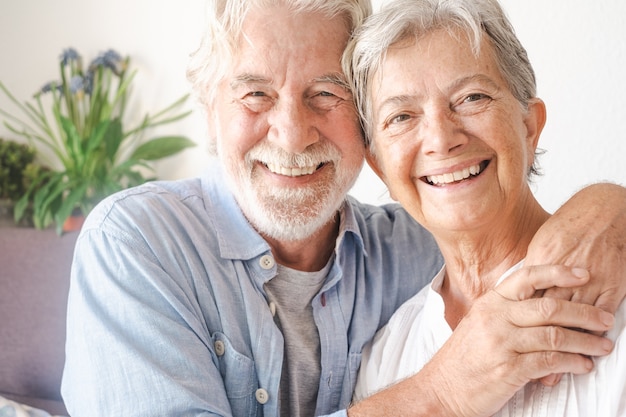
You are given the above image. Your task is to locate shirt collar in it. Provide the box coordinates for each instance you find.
[202,162,270,261]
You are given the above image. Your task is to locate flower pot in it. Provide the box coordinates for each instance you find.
[62,213,85,233]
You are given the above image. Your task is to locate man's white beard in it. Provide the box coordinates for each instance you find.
[225,141,361,242]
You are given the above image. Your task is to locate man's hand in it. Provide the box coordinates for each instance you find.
[526,183,626,313]
[348,265,614,417]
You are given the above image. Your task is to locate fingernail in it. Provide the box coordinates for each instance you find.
[601,338,614,354]
[572,268,589,279]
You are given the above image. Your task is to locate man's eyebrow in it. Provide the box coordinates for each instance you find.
[313,73,350,90]
[229,72,350,90]
[230,74,271,89]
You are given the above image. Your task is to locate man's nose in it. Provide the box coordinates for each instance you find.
[267,99,319,154]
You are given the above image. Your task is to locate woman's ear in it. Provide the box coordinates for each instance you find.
[524,98,547,156]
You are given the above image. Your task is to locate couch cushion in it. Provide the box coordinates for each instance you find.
[0,227,78,416]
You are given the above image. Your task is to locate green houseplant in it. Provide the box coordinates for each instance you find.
[0,137,44,226]
[0,48,195,234]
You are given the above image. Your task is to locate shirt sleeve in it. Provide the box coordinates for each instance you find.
[320,410,349,417]
[61,226,232,416]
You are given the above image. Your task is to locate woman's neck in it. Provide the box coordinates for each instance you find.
[436,199,551,329]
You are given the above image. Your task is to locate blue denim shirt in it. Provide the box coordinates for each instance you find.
[61,162,442,417]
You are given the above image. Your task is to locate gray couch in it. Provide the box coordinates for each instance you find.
[0,226,78,416]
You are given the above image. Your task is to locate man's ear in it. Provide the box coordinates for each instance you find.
[205,104,220,156]
[524,98,547,161]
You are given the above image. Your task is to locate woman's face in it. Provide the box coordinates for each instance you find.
[368,28,545,235]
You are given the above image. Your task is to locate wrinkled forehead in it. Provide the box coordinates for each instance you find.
[372,28,480,80]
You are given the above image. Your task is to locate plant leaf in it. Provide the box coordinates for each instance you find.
[60,115,82,166]
[104,118,124,160]
[85,119,112,154]
[129,136,195,161]
[53,182,88,235]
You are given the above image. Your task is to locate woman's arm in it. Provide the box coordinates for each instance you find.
[526,182,626,312]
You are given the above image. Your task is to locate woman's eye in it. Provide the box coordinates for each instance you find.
[464,93,489,103]
[390,113,411,124]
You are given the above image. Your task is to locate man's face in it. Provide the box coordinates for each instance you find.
[210,5,364,241]
[368,28,543,234]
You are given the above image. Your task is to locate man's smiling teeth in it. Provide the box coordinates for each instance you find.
[266,162,319,177]
[426,164,482,186]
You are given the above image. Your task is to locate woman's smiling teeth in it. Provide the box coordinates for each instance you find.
[425,163,484,186]
[266,162,322,177]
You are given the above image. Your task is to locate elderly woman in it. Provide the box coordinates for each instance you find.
[347,0,626,415]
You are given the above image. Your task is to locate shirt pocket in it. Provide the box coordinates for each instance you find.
[212,332,261,417]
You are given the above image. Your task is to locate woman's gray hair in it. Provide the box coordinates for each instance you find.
[344,0,537,147]
[187,0,372,109]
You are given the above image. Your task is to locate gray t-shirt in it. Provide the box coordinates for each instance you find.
[265,259,333,417]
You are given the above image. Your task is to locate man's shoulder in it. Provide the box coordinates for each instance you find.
[83,177,206,233]
[346,196,429,240]
[348,196,414,222]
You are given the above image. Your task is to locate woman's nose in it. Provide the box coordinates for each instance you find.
[420,108,467,155]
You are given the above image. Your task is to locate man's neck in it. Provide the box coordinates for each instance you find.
[263,214,340,272]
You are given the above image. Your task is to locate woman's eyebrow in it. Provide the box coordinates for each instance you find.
[376,94,417,115]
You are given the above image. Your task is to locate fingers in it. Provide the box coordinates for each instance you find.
[593,290,622,314]
[495,264,590,301]
[503,296,615,334]
[509,325,613,357]
[514,351,594,381]
[538,373,562,387]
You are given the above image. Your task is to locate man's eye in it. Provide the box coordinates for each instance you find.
[241,91,273,112]
[309,91,345,112]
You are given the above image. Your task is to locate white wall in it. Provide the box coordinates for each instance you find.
[1,1,625,212]
[0,0,210,181]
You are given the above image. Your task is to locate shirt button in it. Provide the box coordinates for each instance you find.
[259,255,275,270]
[214,340,225,356]
[255,388,269,404]
[269,302,277,317]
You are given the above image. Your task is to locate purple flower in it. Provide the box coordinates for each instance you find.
[60,48,81,66]
[69,75,84,94]
[83,72,94,95]
[38,81,62,95]
[102,49,122,67]
[89,49,125,75]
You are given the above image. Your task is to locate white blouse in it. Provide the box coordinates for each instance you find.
[354,266,626,416]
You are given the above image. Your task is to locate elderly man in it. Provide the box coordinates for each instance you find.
[62,1,626,416]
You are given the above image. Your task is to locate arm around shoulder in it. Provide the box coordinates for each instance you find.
[526,182,626,312]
